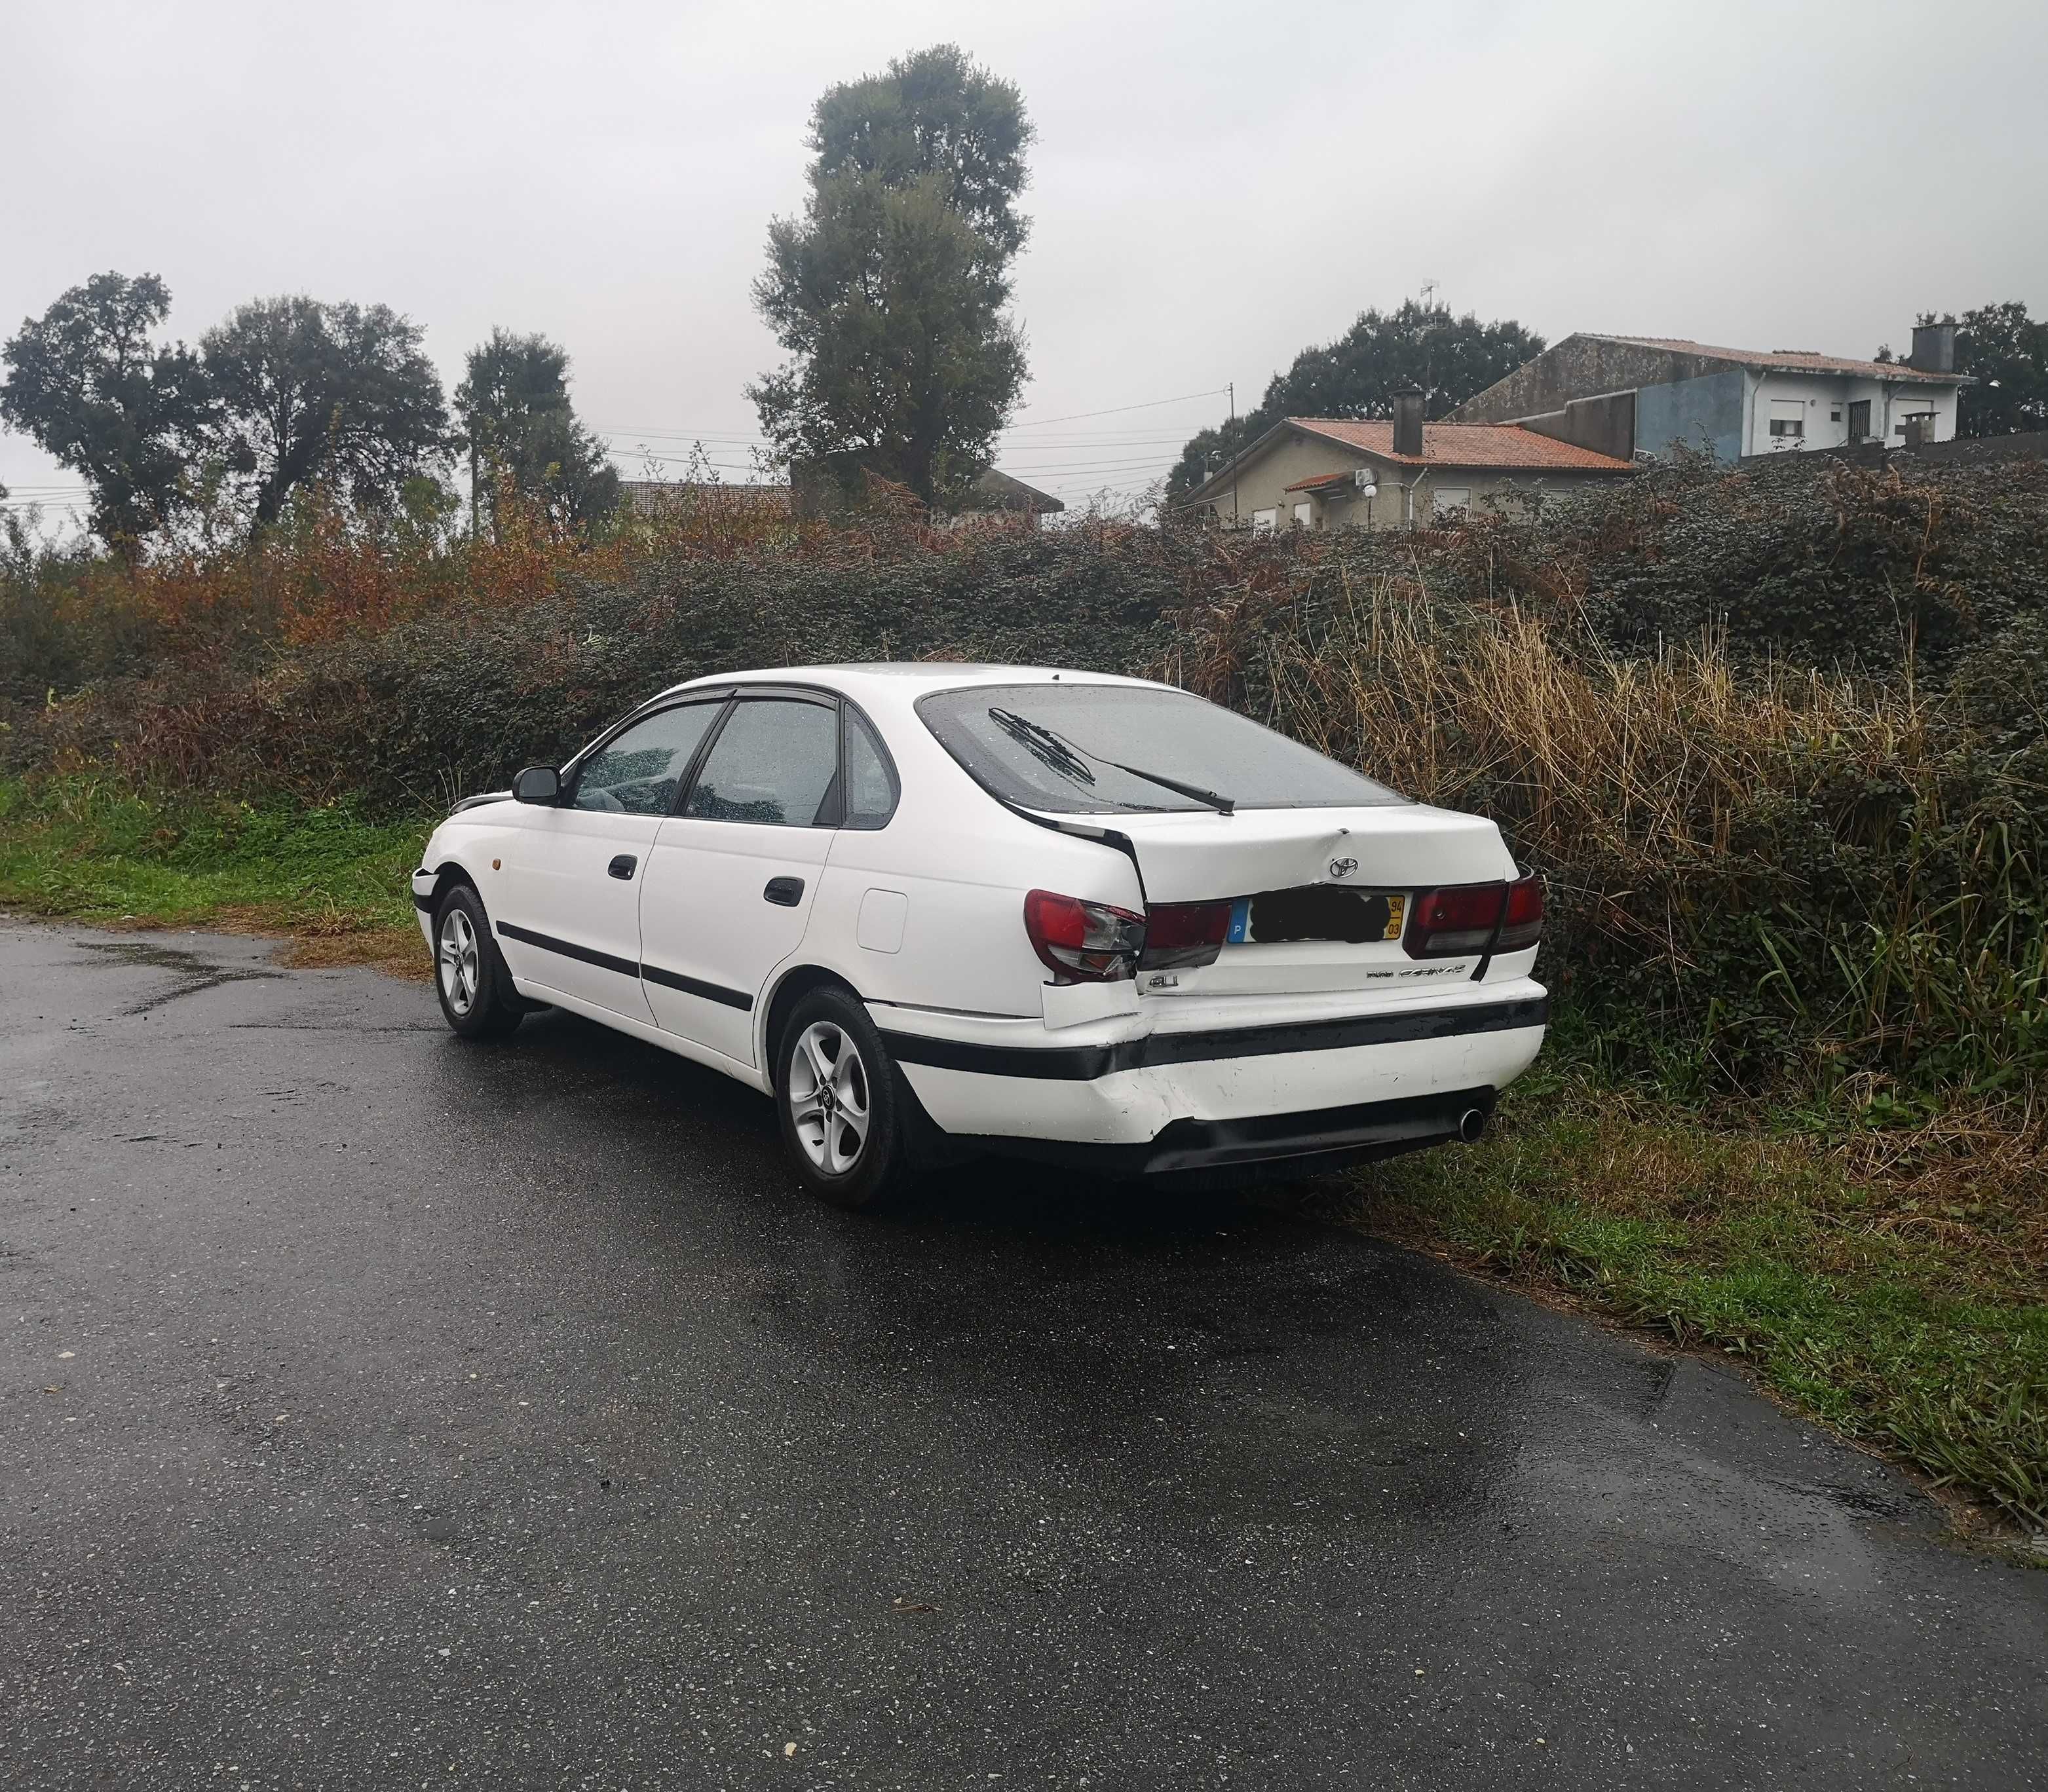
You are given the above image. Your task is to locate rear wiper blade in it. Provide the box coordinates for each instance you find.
[987,707,1235,815]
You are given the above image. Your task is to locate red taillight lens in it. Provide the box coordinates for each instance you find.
[1023,889,1147,984]
[1497,872,1544,952]
[1404,881,1507,959]
[1140,900,1232,971]
[1403,874,1544,960]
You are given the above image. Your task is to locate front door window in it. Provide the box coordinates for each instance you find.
[571,705,723,813]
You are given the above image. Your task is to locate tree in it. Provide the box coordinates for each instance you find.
[749,45,1033,506]
[201,295,450,529]
[454,329,618,537]
[0,271,210,552]
[1165,300,1546,503]
[1948,303,2048,437]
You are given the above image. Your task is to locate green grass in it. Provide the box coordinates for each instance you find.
[1346,1077,2048,1533]
[0,774,432,972]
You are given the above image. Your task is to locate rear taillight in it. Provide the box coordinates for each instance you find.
[1404,881,1506,959]
[1403,874,1544,960]
[1140,900,1232,971]
[1497,872,1544,952]
[1023,889,1146,984]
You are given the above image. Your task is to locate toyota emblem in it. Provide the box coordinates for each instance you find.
[1329,857,1358,880]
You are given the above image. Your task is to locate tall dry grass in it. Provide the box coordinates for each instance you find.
[1166,570,2047,1102]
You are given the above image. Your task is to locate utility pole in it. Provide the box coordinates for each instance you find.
[1228,381,1239,529]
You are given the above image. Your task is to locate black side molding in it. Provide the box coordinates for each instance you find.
[640,962,754,1011]
[495,919,755,1013]
[497,920,638,981]
[880,994,1548,1083]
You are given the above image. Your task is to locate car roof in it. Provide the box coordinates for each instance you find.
[651,663,1171,704]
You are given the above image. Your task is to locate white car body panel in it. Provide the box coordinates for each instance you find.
[411,663,1549,1180]
[640,815,831,1065]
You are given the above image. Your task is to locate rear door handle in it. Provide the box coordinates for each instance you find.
[763,876,805,907]
[608,855,637,881]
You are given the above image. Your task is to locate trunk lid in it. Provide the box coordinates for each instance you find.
[1038,802,1517,999]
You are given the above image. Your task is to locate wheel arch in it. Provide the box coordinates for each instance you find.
[758,963,865,1093]
[428,859,482,914]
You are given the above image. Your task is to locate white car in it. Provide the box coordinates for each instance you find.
[413,664,1547,1208]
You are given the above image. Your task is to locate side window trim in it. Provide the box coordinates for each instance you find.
[664,696,736,816]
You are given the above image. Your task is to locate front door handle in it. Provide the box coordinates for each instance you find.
[608,855,637,881]
[763,876,805,907]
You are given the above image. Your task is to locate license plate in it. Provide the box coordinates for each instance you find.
[1231,887,1408,945]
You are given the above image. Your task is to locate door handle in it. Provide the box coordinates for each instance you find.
[608,855,637,881]
[763,876,805,907]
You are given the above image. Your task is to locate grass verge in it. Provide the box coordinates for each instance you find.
[0,775,432,978]
[1342,1075,2048,1535]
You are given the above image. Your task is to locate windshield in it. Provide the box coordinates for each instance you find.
[917,683,1405,815]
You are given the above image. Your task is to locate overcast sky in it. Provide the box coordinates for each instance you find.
[5,0,2045,523]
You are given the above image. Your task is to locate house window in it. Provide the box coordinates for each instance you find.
[1251,506,1277,536]
[1293,501,1312,530]
[1432,487,1471,518]
[1830,407,1842,422]
[1768,399,1806,441]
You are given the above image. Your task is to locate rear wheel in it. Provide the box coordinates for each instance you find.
[774,986,914,1210]
[433,885,523,1041]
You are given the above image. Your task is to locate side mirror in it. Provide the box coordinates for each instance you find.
[512,765,562,806]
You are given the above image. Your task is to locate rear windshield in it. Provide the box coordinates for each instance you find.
[916,682,1405,815]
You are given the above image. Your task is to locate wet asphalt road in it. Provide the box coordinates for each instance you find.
[2,922,2045,1791]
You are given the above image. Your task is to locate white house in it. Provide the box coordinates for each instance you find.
[1448,323,1969,462]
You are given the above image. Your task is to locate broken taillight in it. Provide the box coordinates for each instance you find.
[1023,889,1146,984]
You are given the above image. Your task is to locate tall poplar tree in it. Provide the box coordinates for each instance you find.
[748,45,1033,506]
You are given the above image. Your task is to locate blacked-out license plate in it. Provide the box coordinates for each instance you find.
[1236,887,1406,945]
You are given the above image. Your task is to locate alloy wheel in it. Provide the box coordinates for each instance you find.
[438,906,480,1017]
[787,1020,871,1176]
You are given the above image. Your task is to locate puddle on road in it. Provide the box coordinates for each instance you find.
[73,938,284,1015]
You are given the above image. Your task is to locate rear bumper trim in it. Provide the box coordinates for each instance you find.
[880,994,1546,1082]
[960,1085,1498,1184]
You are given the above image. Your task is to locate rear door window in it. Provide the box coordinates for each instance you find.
[917,682,1405,814]
[683,698,841,826]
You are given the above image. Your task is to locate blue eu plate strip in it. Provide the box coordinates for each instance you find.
[1226,897,1250,944]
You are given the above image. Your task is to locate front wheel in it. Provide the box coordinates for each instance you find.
[775,987,915,1210]
[433,885,523,1040]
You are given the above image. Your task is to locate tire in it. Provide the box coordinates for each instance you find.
[774,985,917,1211]
[432,884,523,1041]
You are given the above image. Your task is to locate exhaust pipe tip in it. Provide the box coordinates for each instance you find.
[1458,1108,1488,1144]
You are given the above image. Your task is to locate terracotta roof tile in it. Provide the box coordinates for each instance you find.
[1284,470,1359,493]
[1286,418,1637,472]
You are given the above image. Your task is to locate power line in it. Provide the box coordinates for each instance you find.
[1000,387,1228,430]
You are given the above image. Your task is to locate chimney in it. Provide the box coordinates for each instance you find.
[1392,386,1425,458]
[1908,321,1956,374]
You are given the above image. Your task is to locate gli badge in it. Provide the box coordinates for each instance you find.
[1329,857,1359,880]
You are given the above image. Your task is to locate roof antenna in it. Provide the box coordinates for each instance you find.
[1419,278,1441,310]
